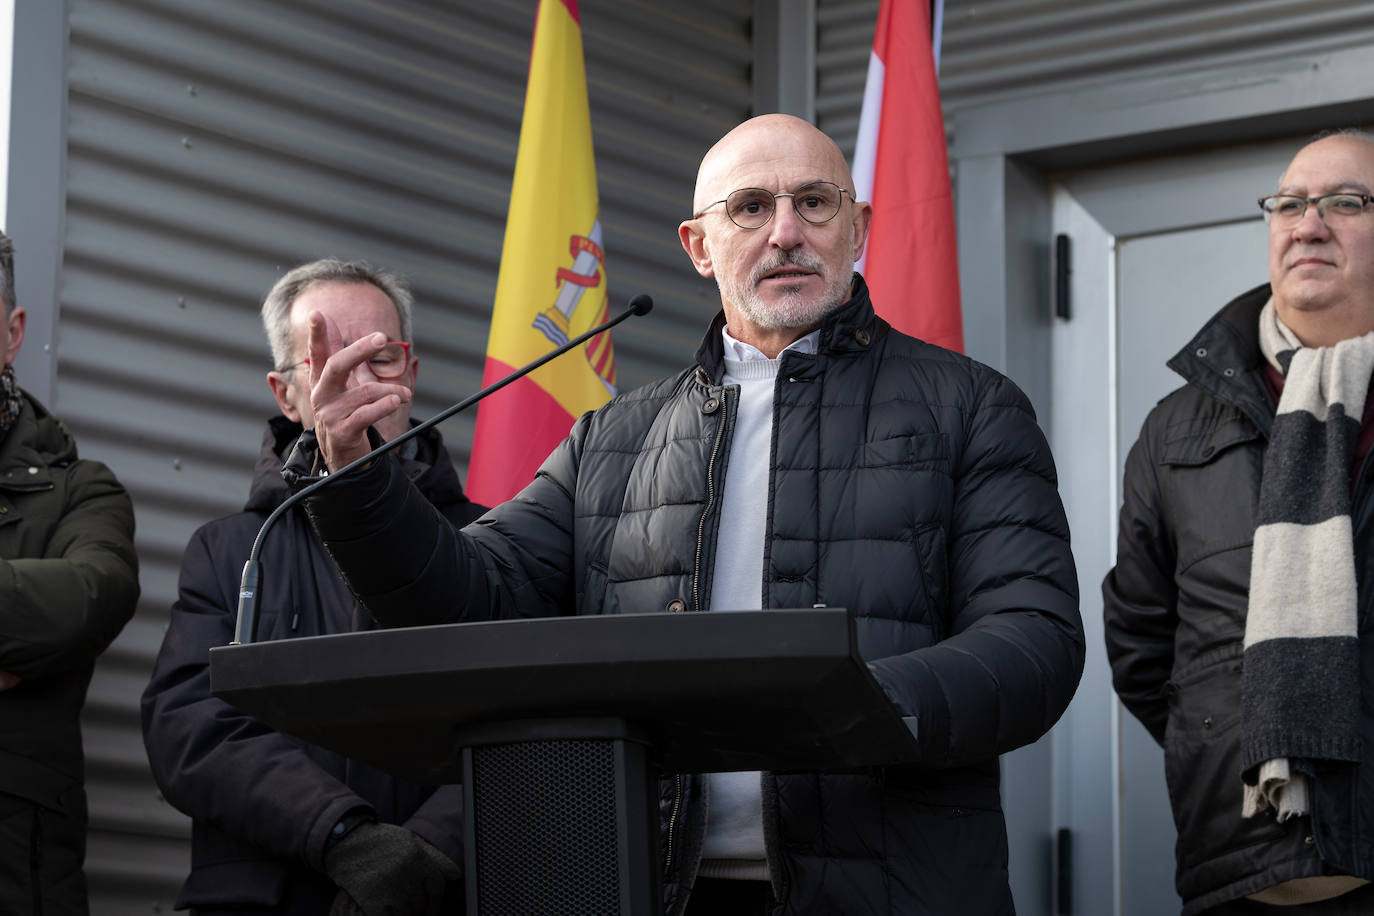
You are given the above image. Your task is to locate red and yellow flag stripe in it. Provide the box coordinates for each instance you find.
[468,0,616,506]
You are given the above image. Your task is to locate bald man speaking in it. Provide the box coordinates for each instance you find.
[291,114,1084,915]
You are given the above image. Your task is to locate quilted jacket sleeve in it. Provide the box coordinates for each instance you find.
[140,520,369,871]
[867,369,1085,766]
[1101,416,1178,746]
[297,420,588,627]
[0,458,138,678]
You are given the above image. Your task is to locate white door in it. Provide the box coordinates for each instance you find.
[1047,138,1287,915]
[1116,220,1269,915]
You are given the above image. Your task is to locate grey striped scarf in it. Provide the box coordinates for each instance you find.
[1243,299,1373,820]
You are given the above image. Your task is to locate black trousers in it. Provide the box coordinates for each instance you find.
[0,790,88,916]
[684,877,776,916]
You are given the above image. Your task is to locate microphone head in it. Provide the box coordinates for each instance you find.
[628,294,654,316]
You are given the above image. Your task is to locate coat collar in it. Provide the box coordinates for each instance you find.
[0,390,72,493]
[249,415,470,514]
[693,273,885,384]
[1167,282,1275,435]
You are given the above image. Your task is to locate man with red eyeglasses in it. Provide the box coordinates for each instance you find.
[142,259,486,916]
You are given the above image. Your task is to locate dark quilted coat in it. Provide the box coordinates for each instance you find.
[142,418,485,914]
[300,277,1084,915]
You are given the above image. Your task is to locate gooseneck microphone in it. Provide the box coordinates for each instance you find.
[232,294,655,645]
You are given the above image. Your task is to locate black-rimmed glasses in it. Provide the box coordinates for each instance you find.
[1259,193,1374,227]
[694,180,853,230]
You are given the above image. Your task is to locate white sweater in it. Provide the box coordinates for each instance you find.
[700,329,818,881]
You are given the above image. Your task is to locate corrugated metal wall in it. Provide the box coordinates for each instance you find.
[814,0,876,160]
[54,0,750,911]
[816,0,1374,161]
[57,0,1374,911]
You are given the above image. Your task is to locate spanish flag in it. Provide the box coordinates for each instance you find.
[467,0,616,506]
[852,0,963,353]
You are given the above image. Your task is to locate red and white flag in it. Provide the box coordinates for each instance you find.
[852,0,963,353]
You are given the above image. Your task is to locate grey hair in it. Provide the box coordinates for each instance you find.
[0,231,15,315]
[261,258,414,372]
[1276,128,1374,189]
[1306,126,1374,146]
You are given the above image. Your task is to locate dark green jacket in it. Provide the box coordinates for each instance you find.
[0,389,138,902]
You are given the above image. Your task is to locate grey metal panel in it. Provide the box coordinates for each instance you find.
[938,0,1374,113]
[56,0,751,911]
[6,0,68,402]
[817,0,1374,162]
[815,0,877,159]
[754,0,818,120]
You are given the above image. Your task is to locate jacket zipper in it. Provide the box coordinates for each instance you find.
[672,387,729,886]
[663,773,684,882]
[691,389,731,614]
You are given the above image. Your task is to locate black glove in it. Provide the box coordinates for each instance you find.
[323,821,461,916]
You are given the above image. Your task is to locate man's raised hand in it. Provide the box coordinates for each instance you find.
[306,310,411,471]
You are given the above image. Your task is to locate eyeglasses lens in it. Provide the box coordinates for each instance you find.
[1263,194,1368,226]
[727,189,777,229]
[725,183,843,229]
[369,343,409,378]
[793,184,843,222]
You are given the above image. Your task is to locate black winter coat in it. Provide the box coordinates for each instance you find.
[1104,284,1374,914]
[141,418,485,914]
[299,278,1084,915]
[0,390,139,916]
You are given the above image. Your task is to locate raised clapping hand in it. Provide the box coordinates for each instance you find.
[307,310,413,472]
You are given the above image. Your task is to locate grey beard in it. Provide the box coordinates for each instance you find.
[722,253,854,331]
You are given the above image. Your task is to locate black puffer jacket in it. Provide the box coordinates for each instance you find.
[141,417,485,914]
[0,390,138,916]
[1103,283,1374,914]
[301,278,1084,915]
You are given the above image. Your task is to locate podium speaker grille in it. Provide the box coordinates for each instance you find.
[472,738,621,915]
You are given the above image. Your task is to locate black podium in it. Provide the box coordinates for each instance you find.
[210,608,920,915]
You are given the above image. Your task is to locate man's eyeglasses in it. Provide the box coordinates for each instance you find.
[693,180,853,230]
[276,341,412,379]
[1258,193,1374,227]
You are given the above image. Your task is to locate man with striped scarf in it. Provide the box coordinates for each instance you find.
[1106,129,1374,914]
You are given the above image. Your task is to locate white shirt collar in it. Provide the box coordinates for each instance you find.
[721,326,820,362]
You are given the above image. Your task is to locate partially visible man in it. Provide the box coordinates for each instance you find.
[142,259,485,915]
[0,230,139,914]
[1106,130,1374,914]
[288,115,1084,915]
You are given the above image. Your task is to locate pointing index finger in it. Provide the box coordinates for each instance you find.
[306,310,345,389]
